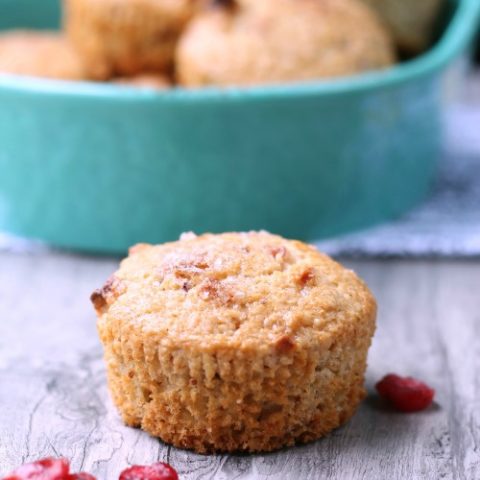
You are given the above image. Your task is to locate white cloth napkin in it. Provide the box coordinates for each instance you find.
[318,105,480,258]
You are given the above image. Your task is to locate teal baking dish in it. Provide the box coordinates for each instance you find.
[0,0,479,253]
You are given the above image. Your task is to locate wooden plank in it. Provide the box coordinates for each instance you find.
[0,252,479,479]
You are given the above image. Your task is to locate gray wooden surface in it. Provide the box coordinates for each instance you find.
[1,251,479,479]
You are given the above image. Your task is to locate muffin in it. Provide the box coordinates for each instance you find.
[112,73,171,90]
[0,31,85,80]
[176,0,395,87]
[362,0,445,54]
[92,231,376,453]
[64,0,204,80]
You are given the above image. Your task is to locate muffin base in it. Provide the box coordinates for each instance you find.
[100,313,374,453]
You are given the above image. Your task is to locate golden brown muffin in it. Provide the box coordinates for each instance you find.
[0,31,86,80]
[112,73,171,90]
[176,0,395,87]
[92,231,377,453]
[64,0,204,80]
[362,0,445,54]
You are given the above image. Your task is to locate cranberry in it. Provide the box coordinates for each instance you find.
[2,458,96,480]
[376,374,435,412]
[2,458,70,480]
[119,463,179,480]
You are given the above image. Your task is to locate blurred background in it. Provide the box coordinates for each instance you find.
[0,0,479,256]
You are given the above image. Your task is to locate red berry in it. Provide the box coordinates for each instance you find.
[2,458,70,480]
[2,458,97,480]
[119,463,179,480]
[376,374,435,412]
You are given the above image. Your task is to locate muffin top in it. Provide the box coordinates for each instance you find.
[65,0,211,38]
[67,0,202,24]
[176,0,395,87]
[0,31,85,80]
[93,232,376,351]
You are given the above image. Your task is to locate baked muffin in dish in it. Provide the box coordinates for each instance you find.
[362,0,445,54]
[0,31,86,80]
[92,231,377,453]
[112,73,171,90]
[64,0,204,79]
[176,0,396,87]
